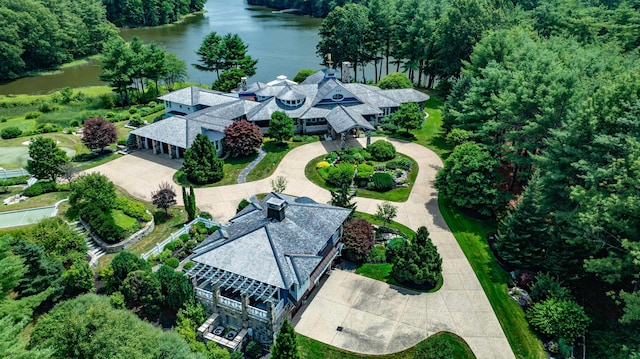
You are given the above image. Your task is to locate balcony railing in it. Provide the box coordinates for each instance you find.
[248,306,268,320]
[219,296,242,310]
[195,288,213,300]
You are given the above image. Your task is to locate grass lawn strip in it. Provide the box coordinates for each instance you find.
[298,332,475,359]
[245,138,318,182]
[0,191,68,213]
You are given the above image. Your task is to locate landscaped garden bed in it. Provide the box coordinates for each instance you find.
[306,140,418,202]
[148,220,219,268]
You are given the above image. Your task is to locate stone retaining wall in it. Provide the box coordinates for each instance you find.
[80,212,154,253]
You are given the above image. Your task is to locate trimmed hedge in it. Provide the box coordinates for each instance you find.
[372,172,395,191]
[114,196,152,221]
[83,208,124,244]
[165,257,180,268]
[1,126,22,139]
[367,140,396,161]
[22,181,58,197]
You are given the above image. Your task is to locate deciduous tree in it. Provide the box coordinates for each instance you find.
[152,182,177,214]
[391,102,423,134]
[82,117,118,152]
[342,219,375,263]
[223,120,263,157]
[378,72,412,89]
[374,202,398,230]
[69,173,116,214]
[268,111,294,144]
[26,137,68,181]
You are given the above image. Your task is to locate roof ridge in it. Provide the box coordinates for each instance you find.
[264,225,292,288]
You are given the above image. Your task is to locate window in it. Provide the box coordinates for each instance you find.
[332,93,344,101]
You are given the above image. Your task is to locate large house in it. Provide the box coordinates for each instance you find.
[185,193,352,350]
[130,69,429,157]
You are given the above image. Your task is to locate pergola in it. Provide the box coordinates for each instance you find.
[187,262,280,303]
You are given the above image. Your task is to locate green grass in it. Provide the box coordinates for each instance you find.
[298,331,475,359]
[0,190,68,212]
[174,154,257,187]
[305,154,418,202]
[355,262,443,293]
[352,211,415,239]
[245,138,318,182]
[387,93,452,159]
[438,196,545,359]
[112,209,138,231]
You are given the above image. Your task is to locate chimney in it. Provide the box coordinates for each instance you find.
[341,62,351,83]
[266,197,286,222]
[241,77,248,91]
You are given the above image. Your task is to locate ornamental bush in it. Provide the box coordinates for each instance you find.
[342,219,375,263]
[182,133,224,184]
[1,126,22,139]
[114,196,152,221]
[327,163,355,187]
[372,172,395,191]
[316,161,330,169]
[224,119,264,157]
[165,257,180,269]
[22,181,58,197]
[355,163,374,180]
[526,298,590,342]
[392,226,442,287]
[367,140,396,161]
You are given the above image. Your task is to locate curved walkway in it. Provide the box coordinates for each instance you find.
[86,138,514,359]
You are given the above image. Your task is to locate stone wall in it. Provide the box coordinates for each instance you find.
[81,213,155,253]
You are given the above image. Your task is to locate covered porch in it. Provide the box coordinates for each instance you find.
[324,105,378,150]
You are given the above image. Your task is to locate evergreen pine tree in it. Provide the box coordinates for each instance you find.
[391,226,442,287]
[182,134,223,185]
[183,186,197,221]
[270,319,300,359]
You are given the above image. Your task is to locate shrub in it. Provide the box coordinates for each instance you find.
[83,208,124,244]
[342,219,375,263]
[179,233,191,242]
[183,261,195,270]
[526,298,590,342]
[372,172,395,191]
[386,160,399,170]
[324,152,339,163]
[165,240,183,252]
[39,102,58,113]
[367,140,396,161]
[37,123,60,134]
[184,239,198,252]
[128,108,138,114]
[530,273,572,302]
[199,211,213,220]
[237,198,251,213]
[398,158,412,170]
[367,244,387,263]
[193,222,208,234]
[22,181,58,197]
[327,163,355,187]
[316,161,330,169]
[292,136,303,142]
[25,111,42,119]
[381,123,398,133]
[56,183,70,192]
[99,94,115,109]
[114,196,152,221]
[128,115,144,127]
[392,227,442,287]
[165,257,180,269]
[386,237,407,262]
[378,72,413,90]
[245,341,263,359]
[355,163,374,180]
[148,101,157,108]
[342,154,356,163]
[1,126,22,139]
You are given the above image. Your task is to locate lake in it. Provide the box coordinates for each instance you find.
[0,0,323,95]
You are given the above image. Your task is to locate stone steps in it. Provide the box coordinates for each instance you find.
[69,221,106,266]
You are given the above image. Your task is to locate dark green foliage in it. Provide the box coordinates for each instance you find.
[62,260,95,297]
[26,217,87,266]
[1,126,22,139]
[526,298,590,342]
[212,68,245,92]
[0,235,25,299]
[342,219,375,263]
[114,196,152,221]
[236,198,250,213]
[245,340,263,359]
[100,37,136,106]
[0,0,116,81]
[105,251,150,293]
[224,119,263,157]
[292,69,316,83]
[30,294,201,359]
[392,227,442,287]
[83,207,124,244]
[327,163,355,187]
[183,186,197,221]
[103,0,205,27]
[385,237,406,262]
[156,265,193,311]
[435,142,502,217]
[367,244,386,263]
[22,181,58,197]
[0,316,53,358]
[529,273,572,302]
[268,111,294,144]
[392,102,423,134]
[367,140,396,161]
[271,319,300,359]
[165,257,179,268]
[122,270,163,317]
[371,172,394,191]
[13,240,64,299]
[182,134,224,184]
[378,72,413,89]
[25,137,68,181]
[330,183,356,210]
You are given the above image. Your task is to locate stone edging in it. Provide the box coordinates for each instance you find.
[80,211,155,253]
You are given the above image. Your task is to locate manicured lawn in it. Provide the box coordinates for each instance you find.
[0,190,68,212]
[438,197,545,359]
[355,263,394,283]
[246,138,318,182]
[112,209,138,231]
[305,154,418,202]
[174,153,257,187]
[298,331,475,359]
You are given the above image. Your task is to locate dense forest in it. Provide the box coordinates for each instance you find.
[102,0,206,27]
[0,0,116,81]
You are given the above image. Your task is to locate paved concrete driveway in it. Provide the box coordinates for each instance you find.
[87,138,515,359]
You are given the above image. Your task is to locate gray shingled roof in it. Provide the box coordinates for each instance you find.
[191,193,352,290]
[130,117,192,148]
[325,105,376,133]
[300,70,326,85]
[158,86,235,107]
[381,89,430,104]
[276,86,306,101]
[342,83,400,108]
[311,79,363,107]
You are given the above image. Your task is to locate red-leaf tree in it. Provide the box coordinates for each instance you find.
[342,218,375,263]
[152,182,177,214]
[82,117,118,152]
[223,119,263,157]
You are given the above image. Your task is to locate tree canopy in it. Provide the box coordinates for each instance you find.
[182,134,224,184]
[103,0,206,27]
[25,137,68,182]
[268,111,294,144]
[223,119,263,157]
[391,226,442,287]
[82,117,118,152]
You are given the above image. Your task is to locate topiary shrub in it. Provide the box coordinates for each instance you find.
[355,163,374,180]
[164,240,182,252]
[327,163,355,187]
[164,257,180,268]
[1,126,22,139]
[372,172,395,191]
[367,140,396,161]
[128,114,144,127]
[183,261,195,270]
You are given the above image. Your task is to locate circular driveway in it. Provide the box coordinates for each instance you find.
[86,138,515,359]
